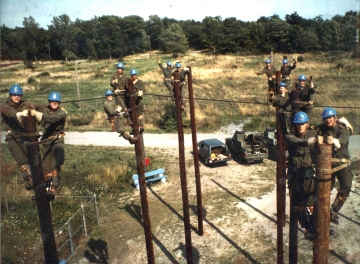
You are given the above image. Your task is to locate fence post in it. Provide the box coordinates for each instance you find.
[81,202,88,237]
[68,222,74,255]
[93,193,100,225]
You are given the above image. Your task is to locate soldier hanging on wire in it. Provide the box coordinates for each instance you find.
[256,58,277,103]
[280,56,297,86]
[171,62,189,111]
[286,111,318,240]
[158,60,174,96]
[315,107,354,225]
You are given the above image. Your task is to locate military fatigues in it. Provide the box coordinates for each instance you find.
[38,105,66,182]
[0,99,37,188]
[124,78,145,131]
[286,129,317,236]
[171,69,187,109]
[280,62,296,85]
[272,95,292,134]
[158,63,173,94]
[110,72,128,106]
[288,84,315,119]
[316,122,352,215]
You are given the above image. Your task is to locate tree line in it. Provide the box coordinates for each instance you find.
[0,11,357,62]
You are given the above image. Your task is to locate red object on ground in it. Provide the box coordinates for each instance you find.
[144,157,150,167]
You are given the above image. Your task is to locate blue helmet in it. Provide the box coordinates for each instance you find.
[279,82,287,87]
[298,74,306,81]
[322,107,336,119]
[283,59,288,64]
[130,69,137,75]
[167,61,172,66]
[116,62,124,69]
[264,59,271,64]
[293,111,309,124]
[175,62,181,68]
[9,84,23,96]
[48,91,62,102]
[105,89,113,96]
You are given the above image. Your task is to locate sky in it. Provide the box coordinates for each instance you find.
[0,0,359,29]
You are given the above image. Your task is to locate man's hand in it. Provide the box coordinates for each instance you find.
[307,137,316,145]
[308,100,314,105]
[115,106,122,113]
[317,135,324,144]
[333,138,341,149]
[326,135,334,145]
[137,90,143,97]
[30,109,43,122]
[112,79,118,85]
[184,67,190,72]
[16,109,29,122]
[114,89,122,95]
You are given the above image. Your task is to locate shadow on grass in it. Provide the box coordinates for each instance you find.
[84,238,109,264]
[125,203,180,264]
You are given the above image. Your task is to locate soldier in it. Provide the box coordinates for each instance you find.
[272,82,291,133]
[171,62,188,111]
[0,84,40,190]
[287,74,315,118]
[110,62,127,106]
[158,60,173,95]
[280,58,296,85]
[35,91,67,196]
[103,89,137,144]
[124,69,145,135]
[256,59,277,102]
[316,107,353,225]
[286,111,317,240]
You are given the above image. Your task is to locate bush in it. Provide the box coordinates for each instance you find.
[69,110,95,126]
[158,103,177,131]
[297,56,304,62]
[36,71,50,78]
[27,76,37,85]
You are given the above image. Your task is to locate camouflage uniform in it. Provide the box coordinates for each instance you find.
[110,72,128,106]
[104,98,127,132]
[171,68,187,109]
[158,63,173,94]
[38,105,67,187]
[257,66,277,100]
[316,122,352,217]
[286,129,317,236]
[272,95,292,134]
[288,83,315,118]
[0,98,37,189]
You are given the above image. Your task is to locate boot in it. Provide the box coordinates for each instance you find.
[20,164,33,190]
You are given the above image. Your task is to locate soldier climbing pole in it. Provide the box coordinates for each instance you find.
[174,79,193,264]
[23,115,59,264]
[187,67,204,236]
[128,79,155,264]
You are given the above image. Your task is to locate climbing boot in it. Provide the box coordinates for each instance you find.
[330,209,339,225]
[121,132,138,145]
[20,164,33,190]
[304,230,316,241]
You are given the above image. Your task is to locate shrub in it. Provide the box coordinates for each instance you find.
[27,76,37,84]
[36,71,50,78]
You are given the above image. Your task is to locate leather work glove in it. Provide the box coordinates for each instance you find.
[307,137,317,145]
[112,79,118,85]
[317,135,324,145]
[333,138,341,149]
[137,90,143,97]
[16,109,29,122]
[326,135,334,145]
[184,67,190,72]
[30,109,43,122]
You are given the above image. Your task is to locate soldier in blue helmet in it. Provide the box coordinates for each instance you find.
[0,84,41,190]
[280,57,296,85]
[158,60,174,95]
[110,62,128,106]
[316,107,353,225]
[286,111,318,240]
[287,74,315,118]
[256,58,277,102]
[170,62,189,111]
[34,91,67,197]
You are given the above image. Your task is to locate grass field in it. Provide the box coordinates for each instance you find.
[1,50,359,132]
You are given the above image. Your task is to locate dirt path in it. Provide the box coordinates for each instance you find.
[71,145,360,264]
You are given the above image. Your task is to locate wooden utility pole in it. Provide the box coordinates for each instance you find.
[128,79,155,264]
[187,67,204,236]
[23,115,59,263]
[313,144,332,264]
[174,79,193,264]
